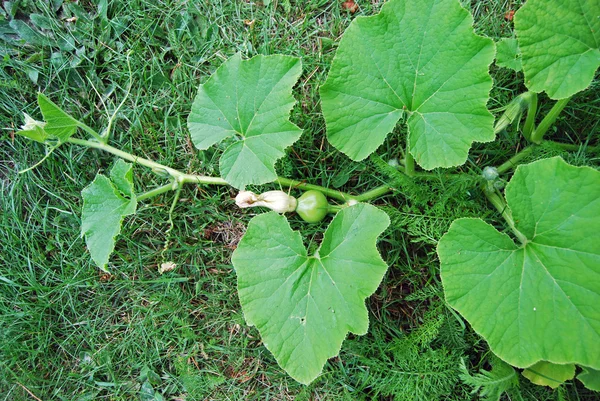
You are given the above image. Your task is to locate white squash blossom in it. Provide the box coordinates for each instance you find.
[21,113,46,130]
[235,190,297,214]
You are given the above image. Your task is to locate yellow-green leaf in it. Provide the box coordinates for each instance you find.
[522,361,575,389]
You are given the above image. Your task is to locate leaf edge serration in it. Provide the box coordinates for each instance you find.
[187,53,303,189]
[232,203,390,385]
[80,162,137,271]
[320,0,496,170]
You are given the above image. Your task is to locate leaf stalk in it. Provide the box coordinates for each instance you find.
[496,145,535,174]
[404,142,416,176]
[530,97,571,143]
[483,185,527,244]
[136,182,178,201]
[522,92,538,141]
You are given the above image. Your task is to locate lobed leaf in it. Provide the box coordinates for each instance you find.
[514,0,600,99]
[188,54,303,189]
[81,160,137,270]
[320,0,495,170]
[232,203,390,384]
[37,93,79,142]
[438,157,600,370]
[495,38,522,72]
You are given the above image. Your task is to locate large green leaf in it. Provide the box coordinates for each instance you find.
[320,0,495,169]
[81,160,137,270]
[438,157,600,369]
[514,0,600,99]
[232,203,390,384]
[188,54,302,189]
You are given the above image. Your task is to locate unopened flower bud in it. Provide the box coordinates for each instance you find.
[482,166,499,181]
[235,190,297,213]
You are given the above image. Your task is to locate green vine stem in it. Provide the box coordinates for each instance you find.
[327,204,343,213]
[522,92,538,141]
[67,137,228,185]
[496,145,535,174]
[483,185,528,245]
[354,185,393,202]
[137,182,177,201]
[275,178,356,202]
[66,137,387,203]
[76,120,106,143]
[530,97,571,143]
[404,142,416,176]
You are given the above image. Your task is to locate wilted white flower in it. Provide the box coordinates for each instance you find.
[235,190,259,208]
[21,113,46,131]
[159,261,177,274]
[235,190,297,213]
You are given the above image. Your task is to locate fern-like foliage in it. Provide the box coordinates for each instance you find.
[372,154,490,245]
[352,302,467,401]
[460,355,520,401]
[365,346,462,401]
[403,284,442,302]
[435,309,468,351]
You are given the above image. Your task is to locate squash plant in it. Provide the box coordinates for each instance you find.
[13,0,600,390]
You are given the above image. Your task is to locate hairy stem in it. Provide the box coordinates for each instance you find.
[67,138,364,202]
[137,182,177,201]
[354,185,393,202]
[327,204,343,213]
[522,92,538,141]
[547,140,600,152]
[404,142,416,176]
[496,145,535,174]
[67,137,228,185]
[530,97,571,143]
[483,186,528,245]
[275,178,355,202]
[76,121,106,143]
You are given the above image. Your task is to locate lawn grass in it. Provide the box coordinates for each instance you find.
[1,0,599,400]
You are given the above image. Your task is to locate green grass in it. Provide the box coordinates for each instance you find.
[1,0,599,400]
